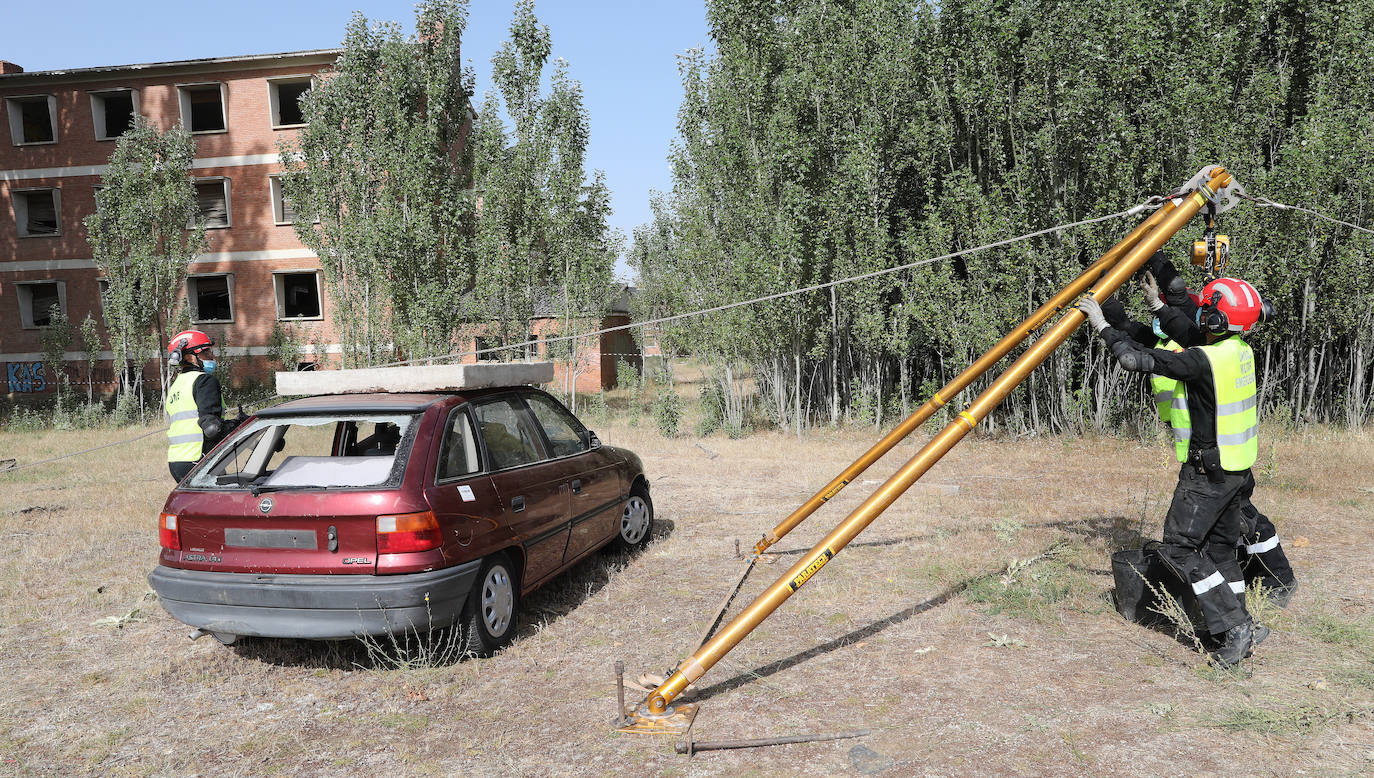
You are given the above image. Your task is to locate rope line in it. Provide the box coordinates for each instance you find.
[1241,194,1374,235]
[380,203,1148,367]
[1,392,277,475]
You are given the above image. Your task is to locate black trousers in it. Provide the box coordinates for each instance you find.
[1238,497,1297,589]
[169,461,196,482]
[1157,464,1252,635]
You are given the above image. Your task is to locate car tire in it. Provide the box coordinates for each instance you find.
[611,484,653,552]
[457,552,519,656]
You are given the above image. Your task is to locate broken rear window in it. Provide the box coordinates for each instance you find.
[185,413,420,490]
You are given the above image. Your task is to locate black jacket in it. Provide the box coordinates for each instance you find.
[1102,328,1228,452]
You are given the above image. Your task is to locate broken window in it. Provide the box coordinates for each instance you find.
[12,188,60,237]
[274,271,321,320]
[16,281,65,328]
[188,275,233,322]
[6,96,56,144]
[178,84,226,133]
[193,179,230,228]
[91,89,137,140]
[269,78,312,127]
[269,176,296,224]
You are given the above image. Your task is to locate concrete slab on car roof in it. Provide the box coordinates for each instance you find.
[276,362,555,396]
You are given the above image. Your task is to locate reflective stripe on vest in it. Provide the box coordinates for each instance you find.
[165,371,204,463]
[1151,340,1190,462]
[1198,336,1259,470]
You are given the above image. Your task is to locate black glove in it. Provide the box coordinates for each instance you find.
[201,415,224,442]
[1110,339,1155,372]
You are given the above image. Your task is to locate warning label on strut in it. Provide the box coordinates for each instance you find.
[821,479,849,501]
[788,548,834,591]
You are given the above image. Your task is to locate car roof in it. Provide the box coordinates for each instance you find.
[255,387,533,417]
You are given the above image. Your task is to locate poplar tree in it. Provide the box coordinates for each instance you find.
[470,0,617,405]
[278,0,477,366]
[84,116,206,411]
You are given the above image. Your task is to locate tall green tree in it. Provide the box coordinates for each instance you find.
[278,0,477,367]
[470,0,617,405]
[635,0,1374,432]
[84,116,206,410]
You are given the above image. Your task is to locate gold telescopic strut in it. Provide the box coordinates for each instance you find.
[642,168,1233,717]
[751,199,1179,556]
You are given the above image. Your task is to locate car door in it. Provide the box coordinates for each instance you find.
[472,396,570,589]
[521,391,622,563]
[422,404,505,568]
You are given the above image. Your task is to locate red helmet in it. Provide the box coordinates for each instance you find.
[168,329,215,362]
[1198,277,1263,334]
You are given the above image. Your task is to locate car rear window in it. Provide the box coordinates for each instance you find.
[184,413,421,490]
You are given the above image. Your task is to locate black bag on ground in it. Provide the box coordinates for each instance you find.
[1111,544,1199,626]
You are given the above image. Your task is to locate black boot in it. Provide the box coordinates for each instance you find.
[1210,622,1256,668]
[1270,579,1299,608]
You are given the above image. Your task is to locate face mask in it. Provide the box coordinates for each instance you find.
[201,360,217,375]
[1151,317,1165,339]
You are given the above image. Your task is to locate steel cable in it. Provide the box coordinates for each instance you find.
[379,203,1151,367]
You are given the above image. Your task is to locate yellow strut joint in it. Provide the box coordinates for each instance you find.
[1192,191,1207,208]
[958,411,978,430]
[931,391,946,408]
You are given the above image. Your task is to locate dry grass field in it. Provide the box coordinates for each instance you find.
[3,414,1374,776]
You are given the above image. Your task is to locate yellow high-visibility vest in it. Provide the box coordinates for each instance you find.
[1198,336,1259,470]
[1151,339,1190,462]
[165,371,204,463]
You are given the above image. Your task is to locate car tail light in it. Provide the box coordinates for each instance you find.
[376,511,442,553]
[159,512,181,551]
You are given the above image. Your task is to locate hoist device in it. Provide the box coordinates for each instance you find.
[616,165,1246,735]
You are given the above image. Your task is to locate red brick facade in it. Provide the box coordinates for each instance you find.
[1,49,639,399]
[1,50,339,397]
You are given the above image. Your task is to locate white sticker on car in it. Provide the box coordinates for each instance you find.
[458,485,476,502]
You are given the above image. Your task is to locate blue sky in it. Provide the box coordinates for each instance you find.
[3,1,711,277]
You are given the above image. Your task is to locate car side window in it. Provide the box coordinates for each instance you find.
[474,398,545,470]
[438,408,481,481]
[524,393,587,459]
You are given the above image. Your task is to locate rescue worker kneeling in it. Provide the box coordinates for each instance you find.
[1079,278,1270,667]
[165,329,235,482]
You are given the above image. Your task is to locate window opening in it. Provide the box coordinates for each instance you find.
[14,189,59,236]
[188,275,233,322]
[92,91,135,139]
[17,282,63,328]
[180,85,225,132]
[194,180,229,228]
[274,272,321,319]
[272,80,311,127]
[7,96,55,144]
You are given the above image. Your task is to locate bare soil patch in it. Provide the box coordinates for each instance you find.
[2,422,1373,775]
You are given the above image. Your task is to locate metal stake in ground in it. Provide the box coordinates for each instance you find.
[677,729,871,755]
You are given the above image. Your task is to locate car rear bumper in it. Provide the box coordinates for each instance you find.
[147,560,482,640]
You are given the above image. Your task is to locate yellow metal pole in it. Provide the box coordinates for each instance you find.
[643,170,1231,716]
[751,199,1179,555]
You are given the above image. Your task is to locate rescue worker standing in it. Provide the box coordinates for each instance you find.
[1078,277,1270,666]
[165,329,228,482]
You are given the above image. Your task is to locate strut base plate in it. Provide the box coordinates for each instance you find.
[616,702,699,736]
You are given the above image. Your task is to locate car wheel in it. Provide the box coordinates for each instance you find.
[457,552,519,656]
[612,484,653,552]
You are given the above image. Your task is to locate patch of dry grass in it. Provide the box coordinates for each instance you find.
[2,420,1374,774]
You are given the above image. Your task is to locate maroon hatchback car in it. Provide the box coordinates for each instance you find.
[148,383,651,653]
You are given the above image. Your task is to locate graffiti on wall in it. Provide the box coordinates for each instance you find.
[6,363,46,393]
